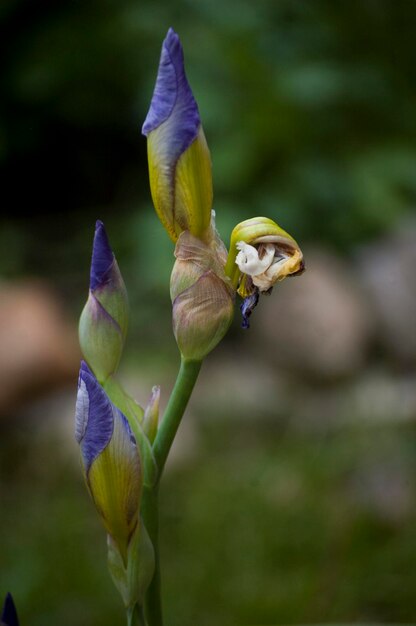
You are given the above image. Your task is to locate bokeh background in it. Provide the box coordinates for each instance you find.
[1,1,416,624]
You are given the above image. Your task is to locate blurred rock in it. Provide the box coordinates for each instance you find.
[348,459,414,525]
[252,248,373,380]
[199,349,288,419]
[0,281,80,416]
[291,369,416,432]
[357,220,416,365]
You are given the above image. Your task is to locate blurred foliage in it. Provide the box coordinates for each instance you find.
[1,414,415,624]
[1,0,416,280]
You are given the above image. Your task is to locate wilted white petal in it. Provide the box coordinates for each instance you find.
[236,242,275,276]
[251,248,303,290]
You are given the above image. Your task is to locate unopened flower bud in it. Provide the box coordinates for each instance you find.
[142,28,212,243]
[142,386,160,444]
[1,594,19,626]
[171,231,234,360]
[79,221,128,383]
[75,361,141,563]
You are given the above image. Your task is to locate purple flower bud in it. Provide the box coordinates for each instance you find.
[79,221,129,383]
[142,28,213,242]
[90,220,115,291]
[1,593,19,626]
[142,28,200,155]
[75,361,142,562]
[76,360,115,470]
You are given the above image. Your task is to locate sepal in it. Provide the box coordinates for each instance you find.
[171,231,234,360]
[107,518,155,609]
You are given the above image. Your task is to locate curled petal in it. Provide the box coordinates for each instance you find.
[225,216,304,297]
[76,361,114,469]
[235,242,275,276]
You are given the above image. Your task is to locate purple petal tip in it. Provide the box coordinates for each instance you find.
[76,362,135,467]
[76,362,114,468]
[79,359,92,377]
[90,220,114,291]
[240,290,260,329]
[142,28,200,154]
[1,593,19,626]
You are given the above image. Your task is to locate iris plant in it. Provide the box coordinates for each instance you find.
[75,27,304,626]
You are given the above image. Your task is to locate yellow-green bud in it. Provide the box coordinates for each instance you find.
[79,221,128,384]
[143,386,160,444]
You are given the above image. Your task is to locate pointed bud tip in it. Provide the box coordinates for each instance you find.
[142,27,200,143]
[80,359,92,375]
[165,27,180,52]
[78,360,95,388]
[90,220,114,291]
[143,385,161,443]
[1,593,19,626]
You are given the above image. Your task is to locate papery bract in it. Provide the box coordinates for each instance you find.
[171,231,234,360]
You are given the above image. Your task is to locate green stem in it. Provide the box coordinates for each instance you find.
[141,357,202,626]
[142,487,162,626]
[153,358,202,475]
[127,604,146,626]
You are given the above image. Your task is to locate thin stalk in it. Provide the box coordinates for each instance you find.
[142,487,162,626]
[142,357,202,626]
[127,604,146,626]
[153,358,202,475]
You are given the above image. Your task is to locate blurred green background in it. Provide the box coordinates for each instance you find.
[1,1,416,624]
